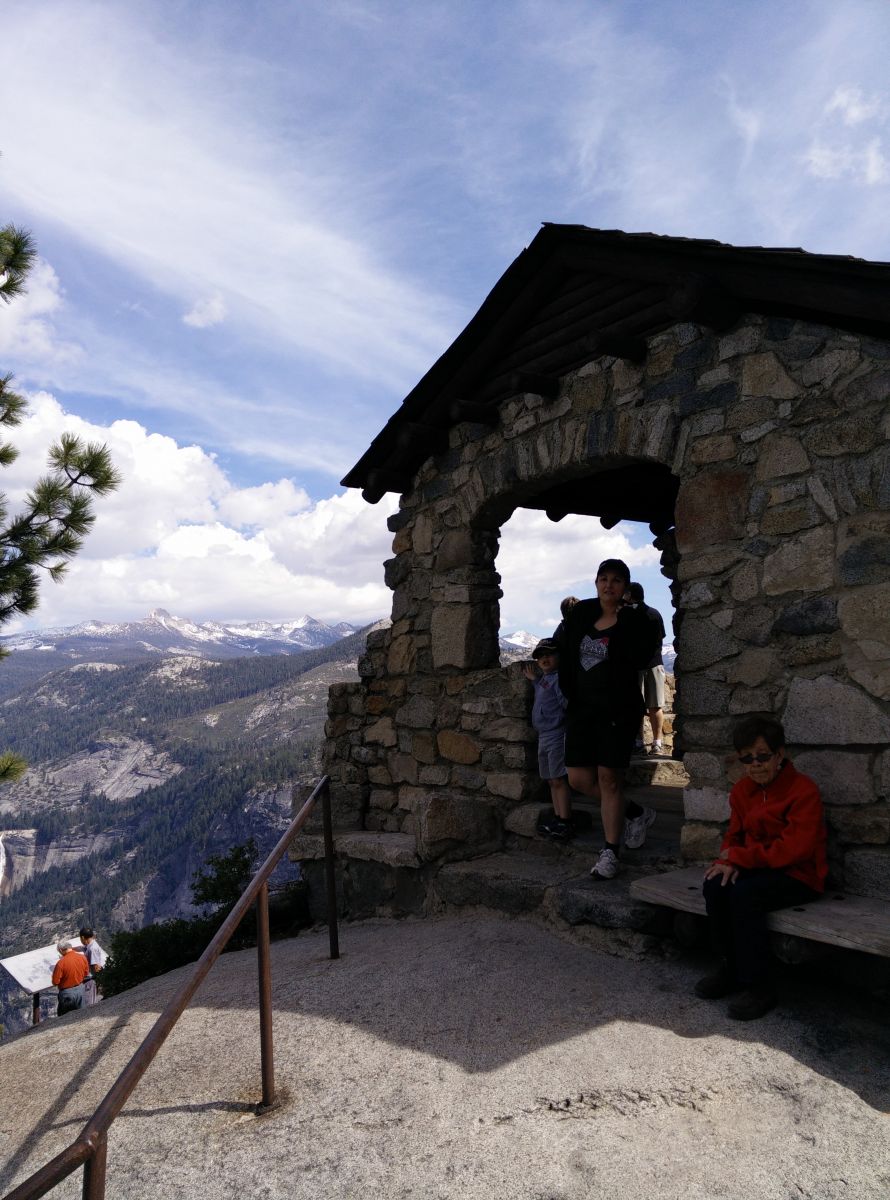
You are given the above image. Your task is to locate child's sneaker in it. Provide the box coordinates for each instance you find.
[623,806,656,850]
[541,814,574,842]
[590,848,620,879]
[648,740,664,757]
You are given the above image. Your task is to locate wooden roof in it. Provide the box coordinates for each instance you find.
[343,225,890,503]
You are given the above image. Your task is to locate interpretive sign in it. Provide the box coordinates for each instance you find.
[0,939,76,994]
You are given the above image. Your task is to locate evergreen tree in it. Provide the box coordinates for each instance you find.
[191,838,259,910]
[0,224,121,778]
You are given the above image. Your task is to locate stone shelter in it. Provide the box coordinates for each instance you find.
[312,225,890,914]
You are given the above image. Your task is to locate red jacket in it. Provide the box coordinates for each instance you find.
[719,760,828,893]
[52,950,91,990]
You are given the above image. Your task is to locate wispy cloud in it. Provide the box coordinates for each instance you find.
[803,79,890,186]
[825,85,886,126]
[804,138,889,185]
[0,4,458,390]
[183,294,227,329]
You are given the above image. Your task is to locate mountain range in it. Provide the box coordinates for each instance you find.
[0,610,361,699]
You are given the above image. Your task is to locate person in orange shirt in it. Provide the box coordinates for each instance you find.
[696,716,828,1021]
[51,940,91,1016]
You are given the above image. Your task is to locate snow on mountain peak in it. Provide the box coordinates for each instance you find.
[502,630,538,649]
[0,611,366,659]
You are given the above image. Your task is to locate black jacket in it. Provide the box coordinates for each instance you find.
[554,600,660,715]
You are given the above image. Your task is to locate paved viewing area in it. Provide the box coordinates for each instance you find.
[1,917,888,1199]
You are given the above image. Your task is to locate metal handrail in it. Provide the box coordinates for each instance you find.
[4,774,339,1200]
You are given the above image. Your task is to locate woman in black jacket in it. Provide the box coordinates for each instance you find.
[555,558,661,879]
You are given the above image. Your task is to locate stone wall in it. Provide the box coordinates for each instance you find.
[323,314,890,897]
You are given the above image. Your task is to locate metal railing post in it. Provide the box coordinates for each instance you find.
[321,780,340,960]
[81,1134,107,1200]
[256,882,276,1111]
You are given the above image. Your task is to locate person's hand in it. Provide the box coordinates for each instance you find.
[521,662,537,681]
[704,860,739,886]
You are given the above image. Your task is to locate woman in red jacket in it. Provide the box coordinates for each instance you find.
[696,715,827,1021]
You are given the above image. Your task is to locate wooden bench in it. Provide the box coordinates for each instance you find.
[630,866,890,959]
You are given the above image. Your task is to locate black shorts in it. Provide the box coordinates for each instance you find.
[564,706,639,771]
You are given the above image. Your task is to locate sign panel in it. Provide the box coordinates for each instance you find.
[0,935,94,994]
[0,942,63,994]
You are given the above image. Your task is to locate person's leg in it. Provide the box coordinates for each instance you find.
[648,707,664,743]
[727,871,818,993]
[549,775,572,820]
[539,734,573,838]
[588,764,625,879]
[696,875,741,998]
[567,765,600,801]
[597,765,625,845]
[646,667,666,754]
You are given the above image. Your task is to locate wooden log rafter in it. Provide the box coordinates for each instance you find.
[667,272,740,331]
[393,421,450,456]
[448,397,501,427]
[361,466,414,504]
[507,371,560,399]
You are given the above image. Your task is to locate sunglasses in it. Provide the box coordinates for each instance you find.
[738,751,776,764]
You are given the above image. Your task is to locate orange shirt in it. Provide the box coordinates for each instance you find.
[52,950,91,990]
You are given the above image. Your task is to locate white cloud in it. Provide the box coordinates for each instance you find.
[182,293,227,329]
[721,79,762,168]
[803,78,890,187]
[0,259,82,367]
[216,479,311,528]
[0,390,395,629]
[804,137,889,186]
[496,509,661,637]
[863,139,890,185]
[825,85,886,126]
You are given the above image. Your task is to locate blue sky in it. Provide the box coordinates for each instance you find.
[0,0,888,635]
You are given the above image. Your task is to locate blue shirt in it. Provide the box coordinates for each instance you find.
[531,670,568,733]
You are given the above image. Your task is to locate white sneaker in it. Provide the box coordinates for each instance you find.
[590,848,620,880]
[623,806,657,850]
[649,740,664,757]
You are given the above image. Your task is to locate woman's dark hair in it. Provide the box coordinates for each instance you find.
[595,558,630,584]
[732,716,786,753]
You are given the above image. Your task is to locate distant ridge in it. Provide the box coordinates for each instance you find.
[2,609,359,656]
[0,611,369,699]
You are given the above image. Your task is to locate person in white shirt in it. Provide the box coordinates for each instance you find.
[77,926,106,1005]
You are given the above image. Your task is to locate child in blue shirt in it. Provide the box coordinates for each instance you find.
[523,638,572,840]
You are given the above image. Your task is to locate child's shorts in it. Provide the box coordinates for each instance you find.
[538,730,567,780]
